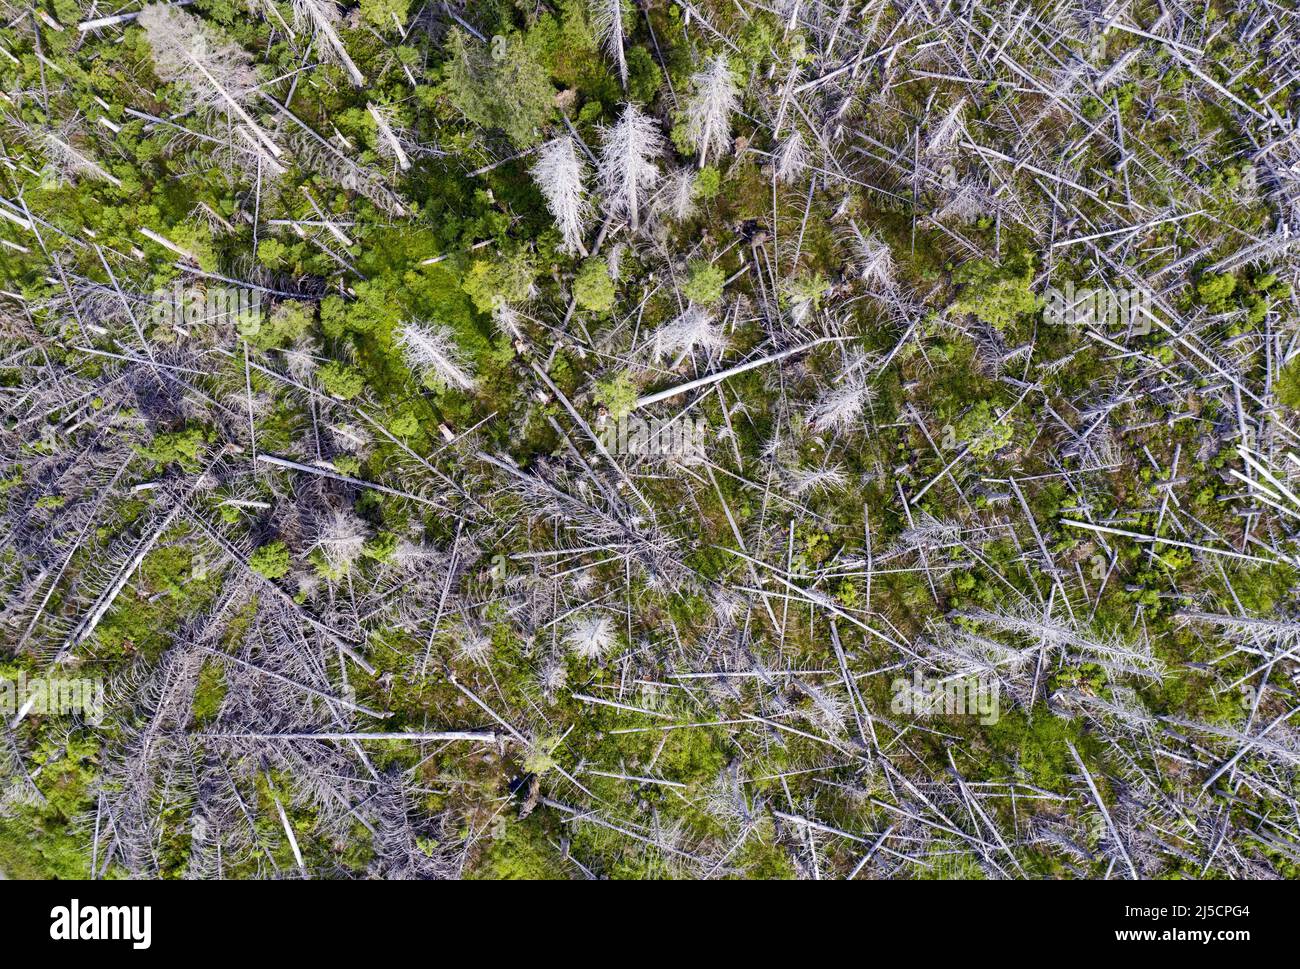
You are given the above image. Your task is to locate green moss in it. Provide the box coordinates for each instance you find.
[0,734,102,878]
[734,834,796,879]
[318,361,367,400]
[1276,358,1300,409]
[190,659,227,725]
[142,541,213,600]
[257,238,288,268]
[987,711,1096,790]
[523,735,562,775]
[470,819,564,879]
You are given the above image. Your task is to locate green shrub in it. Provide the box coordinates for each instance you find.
[359,0,409,29]
[249,540,291,579]
[573,257,615,312]
[683,260,725,305]
[240,299,313,350]
[1196,271,1237,308]
[594,370,637,420]
[443,30,555,147]
[462,252,536,314]
[318,361,366,400]
[948,257,1039,330]
[137,426,212,470]
[1277,358,1300,409]
[956,400,1013,458]
[694,166,721,200]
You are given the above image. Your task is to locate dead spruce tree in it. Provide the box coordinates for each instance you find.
[684,54,740,168]
[599,102,664,233]
[590,0,629,90]
[532,135,594,256]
